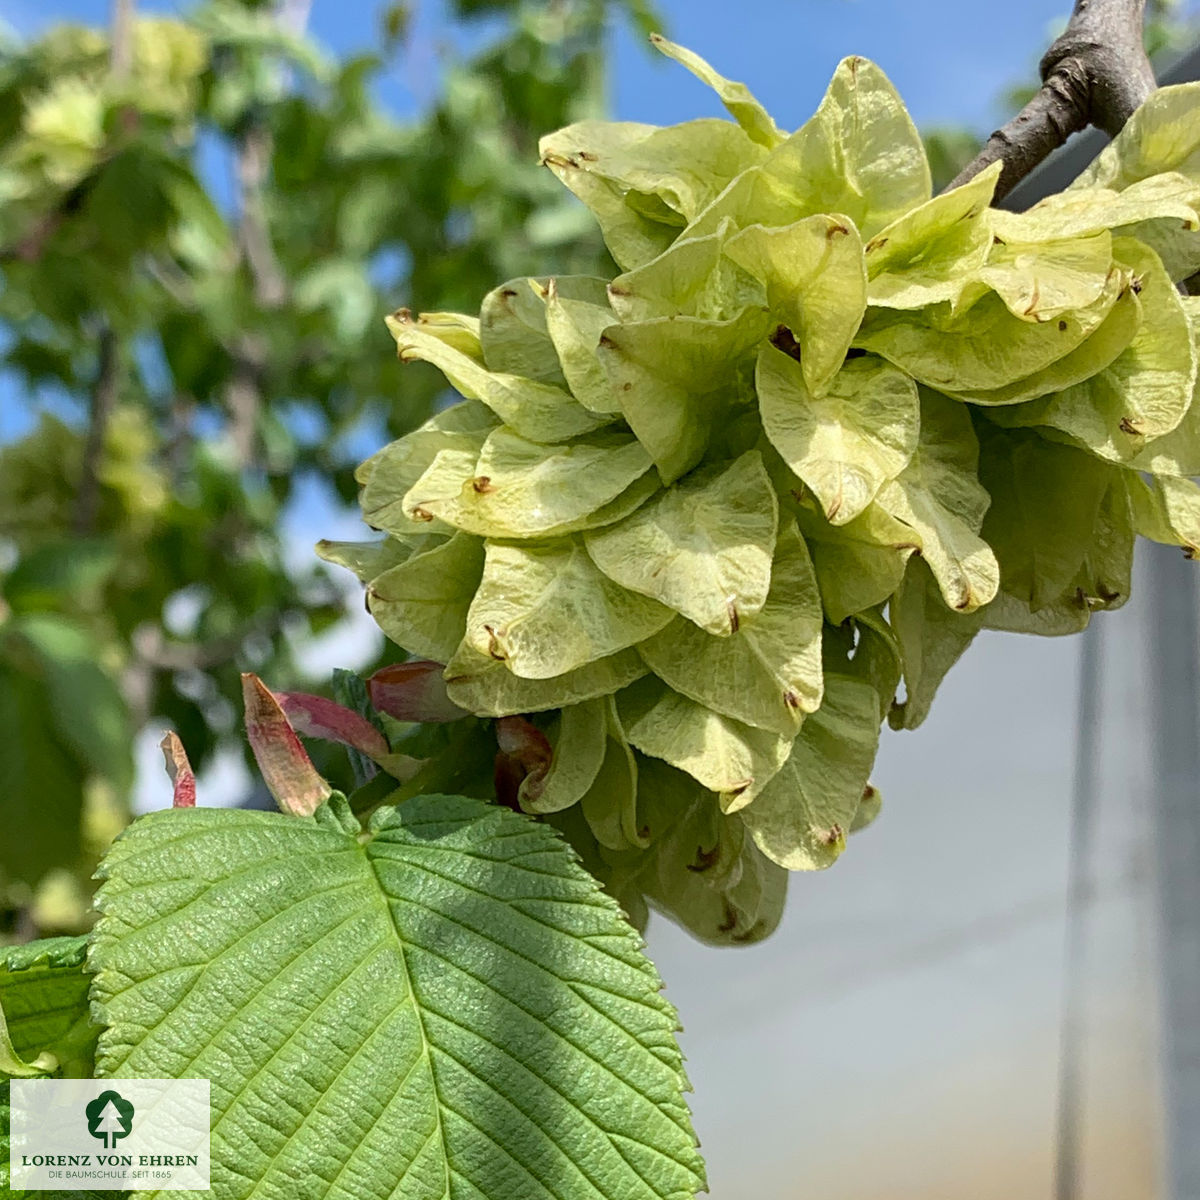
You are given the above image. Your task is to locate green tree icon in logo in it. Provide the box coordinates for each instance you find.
[85,1090,135,1150]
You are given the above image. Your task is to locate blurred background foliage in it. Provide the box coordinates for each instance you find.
[0,0,1195,941]
[0,0,653,937]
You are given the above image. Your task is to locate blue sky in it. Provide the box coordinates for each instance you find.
[1,0,1156,133]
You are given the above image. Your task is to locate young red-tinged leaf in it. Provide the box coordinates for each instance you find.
[368,661,466,723]
[241,674,332,816]
[158,731,196,808]
[494,715,553,807]
[274,692,390,761]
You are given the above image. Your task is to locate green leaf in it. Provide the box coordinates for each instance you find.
[757,345,919,526]
[649,35,784,149]
[725,215,866,395]
[864,161,1001,310]
[386,317,607,443]
[888,558,982,730]
[0,653,85,889]
[463,538,674,678]
[11,614,134,796]
[598,307,771,483]
[368,532,485,662]
[762,56,931,238]
[638,523,824,735]
[2,938,106,1196]
[618,675,789,809]
[585,450,778,635]
[875,391,999,613]
[445,644,649,718]
[739,674,881,870]
[0,936,96,1080]
[2,538,118,614]
[90,795,706,1200]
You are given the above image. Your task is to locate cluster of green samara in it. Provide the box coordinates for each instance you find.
[324,38,1200,944]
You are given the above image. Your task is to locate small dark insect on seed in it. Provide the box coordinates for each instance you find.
[1058,320,1068,331]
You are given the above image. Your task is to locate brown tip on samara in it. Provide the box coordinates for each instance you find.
[390,307,413,323]
[820,823,845,847]
[472,476,493,493]
[1119,417,1143,435]
[410,505,434,522]
[717,903,739,934]
[827,223,849,239]
[784,689,801,710]
[598,333,616,349]
[1185,546,1199,560]
[862,784,877,801]
[687,844,722,873]
[483,624,507,661]
[727,600,740,634]
[499,287,518,300]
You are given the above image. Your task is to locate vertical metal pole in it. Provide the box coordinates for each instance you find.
[1147,542,1200,1200]
[1054,620,1103,1200]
